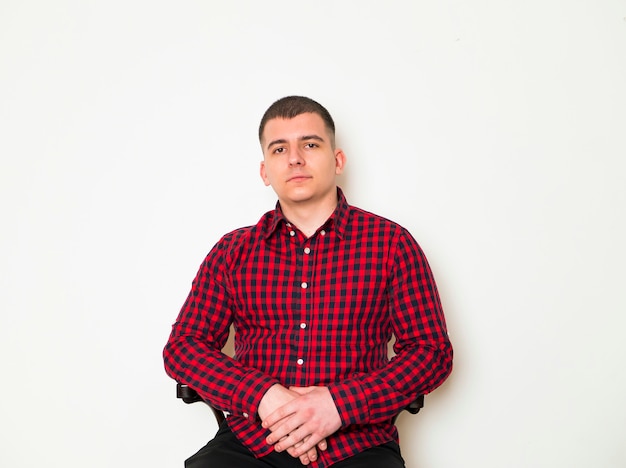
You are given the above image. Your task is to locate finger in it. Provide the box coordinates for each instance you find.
[281,431,310,455]
[266,414,307,446]
[299,453,311,466]
[306,445,319,462]
[262,402,296,429]
[296,437,318,464]
[300,447,318,465]
[288,435,317,463]
[266,420,300,446]
[289,434,327,456]
[283,430,324,458]
[289,442,318,460]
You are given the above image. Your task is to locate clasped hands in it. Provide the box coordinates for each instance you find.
[258,384,342,465]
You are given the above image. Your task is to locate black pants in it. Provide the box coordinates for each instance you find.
[186,422,406,468]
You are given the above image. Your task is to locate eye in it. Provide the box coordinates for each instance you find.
[273,147,286,154]
[304,143,319,149]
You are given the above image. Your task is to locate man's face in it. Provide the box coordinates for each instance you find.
[260,112,345,207]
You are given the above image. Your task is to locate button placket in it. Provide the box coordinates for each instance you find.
[295,240,314,377]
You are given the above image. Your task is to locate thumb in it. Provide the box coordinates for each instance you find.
[288,386,316,395]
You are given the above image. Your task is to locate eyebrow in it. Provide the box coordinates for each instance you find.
[266,134,325,151]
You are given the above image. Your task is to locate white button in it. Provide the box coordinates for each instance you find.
[300,323,307,329]
[286,223,292,227]
[297,359,304,365]
[243,412,249,418]
[301,282,308,289]
[304,247,311,254]
[290,230,296,236]
[320,230,326,236]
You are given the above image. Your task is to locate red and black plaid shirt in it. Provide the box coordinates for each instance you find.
[164,188,452,467]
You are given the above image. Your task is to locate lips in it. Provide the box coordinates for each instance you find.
[287,174,311,182]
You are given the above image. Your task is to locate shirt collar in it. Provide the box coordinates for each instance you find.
[263,187,349,240]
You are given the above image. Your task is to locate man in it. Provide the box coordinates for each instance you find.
[163,96,453,468]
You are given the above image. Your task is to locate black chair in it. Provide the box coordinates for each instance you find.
[176,383,424,425]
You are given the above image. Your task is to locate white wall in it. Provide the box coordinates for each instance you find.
[1,1,625,467]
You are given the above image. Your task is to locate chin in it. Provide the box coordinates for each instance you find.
[281,187,314,201]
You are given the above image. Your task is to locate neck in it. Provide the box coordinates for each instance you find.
[279,191,338,238]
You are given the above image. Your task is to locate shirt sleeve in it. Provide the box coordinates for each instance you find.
[328,228,453,426]
[163,234,279,420]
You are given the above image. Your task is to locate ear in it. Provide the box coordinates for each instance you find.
[260,160,271,186]
[334,149,346,175]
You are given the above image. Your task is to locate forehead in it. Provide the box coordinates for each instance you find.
[262,113,330,144]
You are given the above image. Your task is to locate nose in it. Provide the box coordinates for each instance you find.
[288,147,305,166]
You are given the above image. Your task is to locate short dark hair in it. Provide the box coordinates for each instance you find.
[258,96,336,145]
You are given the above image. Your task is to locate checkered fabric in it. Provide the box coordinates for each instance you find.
[164,188,452,467]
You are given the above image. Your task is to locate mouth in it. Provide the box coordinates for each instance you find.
[287,175,311,183]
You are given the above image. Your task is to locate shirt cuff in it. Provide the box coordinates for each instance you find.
[231,369,279,421]
[328,379,369,427]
